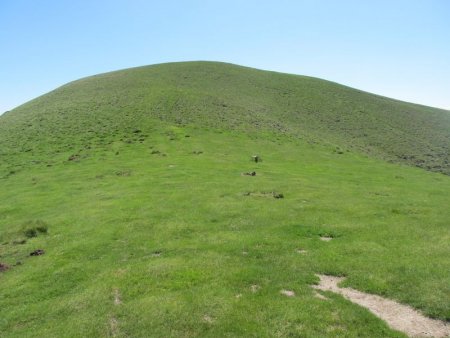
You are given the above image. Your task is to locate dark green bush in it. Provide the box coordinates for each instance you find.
[24,228,37,238]
[23,220,49,238]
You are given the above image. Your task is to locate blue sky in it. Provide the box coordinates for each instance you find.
[1,0,449,113]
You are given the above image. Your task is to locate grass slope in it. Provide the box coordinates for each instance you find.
[0,62,449,337]
[1,61,449,176]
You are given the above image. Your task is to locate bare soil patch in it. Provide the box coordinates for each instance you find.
[280,290,295,297]
[0,263,10,272]
[250,284,260,293]
[151,250,162,257]
[202,315,214,323]
[313,274,450,337]
[109,317,119,337]
[320,236,333,242]
[314,291,328,300]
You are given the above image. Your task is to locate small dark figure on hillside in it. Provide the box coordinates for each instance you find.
[243,171,256,176]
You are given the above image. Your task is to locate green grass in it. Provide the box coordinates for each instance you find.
[0,62,449,337]
[0,125,449,337]
[1,61,449,176]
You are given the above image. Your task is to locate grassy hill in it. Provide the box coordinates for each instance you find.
[1,61,449,176]
[0,62,449,337]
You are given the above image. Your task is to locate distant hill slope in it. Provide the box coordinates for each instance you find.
[1,61,449,174]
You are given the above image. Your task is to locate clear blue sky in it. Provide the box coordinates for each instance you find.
[1,0,449,114]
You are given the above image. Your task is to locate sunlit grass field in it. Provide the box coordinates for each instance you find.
[1,62,449,337]
[1,124,449,337]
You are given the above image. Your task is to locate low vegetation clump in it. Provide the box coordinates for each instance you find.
[23,220,48,238]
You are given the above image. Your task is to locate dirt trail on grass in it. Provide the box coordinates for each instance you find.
[313,274,450,337]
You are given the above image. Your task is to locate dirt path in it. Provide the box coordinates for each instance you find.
[313,274,450,337]
[113,288,121,305]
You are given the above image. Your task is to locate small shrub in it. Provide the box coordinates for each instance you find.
[23,220,49,238]
[36,225,48,234]
[273,192,284,199]
[24,228,38,238]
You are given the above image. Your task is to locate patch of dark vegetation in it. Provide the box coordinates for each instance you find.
[24,228,38,238]
[0,262,10,272]
[192,150,203,155]
[23,220,48,238]
[30,249,45,256]
[165,131,178,141]
[243,191,283,199]
[116,170,131,177]
[151,150,167,156]
[68,154,80,161]
[242,171,256,176]
[370,191,390,197]
[1,169,18,179]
